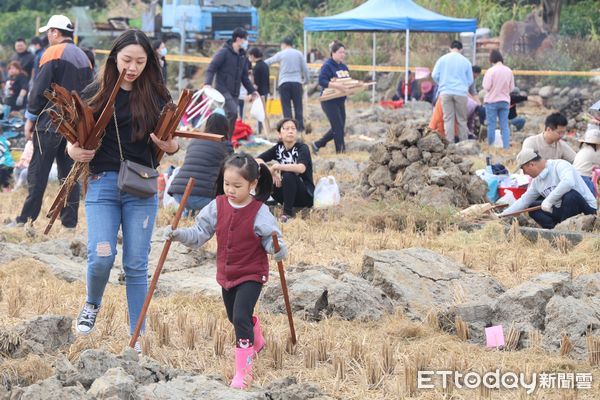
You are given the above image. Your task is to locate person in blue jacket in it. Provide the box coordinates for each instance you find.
[311,40,349,154]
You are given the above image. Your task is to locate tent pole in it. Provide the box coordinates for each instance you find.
[303,30,308,62]
[404,29,409,104]
[472,31,477,64]
[372,32,376,104]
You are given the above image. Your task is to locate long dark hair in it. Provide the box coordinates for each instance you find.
[215,152,273,202]
[204,113,230,140]
[87,30,171,141]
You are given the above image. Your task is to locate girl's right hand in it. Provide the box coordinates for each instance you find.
[164,226,184,242]
[67,142,96,163]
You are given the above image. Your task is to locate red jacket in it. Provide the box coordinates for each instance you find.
[215,195,269,289]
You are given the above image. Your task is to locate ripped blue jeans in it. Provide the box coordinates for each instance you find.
[85,171,158,334]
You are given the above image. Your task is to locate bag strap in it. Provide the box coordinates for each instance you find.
[113,111,155,169]
[113,112,125,162]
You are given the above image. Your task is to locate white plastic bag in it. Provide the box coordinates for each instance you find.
[162,168,180,209]
[493,129,503,148]
[250,96,266,123]
[313,175,340,208]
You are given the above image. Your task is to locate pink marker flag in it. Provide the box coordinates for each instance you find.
[485,325,505,348]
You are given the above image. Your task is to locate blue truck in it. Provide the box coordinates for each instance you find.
[161,0,259,42]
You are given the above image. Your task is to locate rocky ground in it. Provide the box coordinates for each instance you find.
[0,93,599,399]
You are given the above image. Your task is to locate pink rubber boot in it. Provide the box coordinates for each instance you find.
[252,316,266,354]
[230,346,254,389]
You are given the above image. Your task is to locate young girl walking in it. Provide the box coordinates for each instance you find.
[167,152,287,389]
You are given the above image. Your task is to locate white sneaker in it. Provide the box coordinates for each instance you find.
[76,302,100,335]
[133,339,142,354]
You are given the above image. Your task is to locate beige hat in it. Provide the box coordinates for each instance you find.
[579,124,600,144]
[39,15,74,33]
[515,148,540,168]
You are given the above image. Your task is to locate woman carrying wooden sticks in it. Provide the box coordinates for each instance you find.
[67,30,177,352]
[311,40,349,154]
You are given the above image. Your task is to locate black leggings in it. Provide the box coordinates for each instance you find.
[222,281,262,348]
[272,172,313,216]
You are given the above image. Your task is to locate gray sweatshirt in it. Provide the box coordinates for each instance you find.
[265,48,309,86]
[173,199,287,255]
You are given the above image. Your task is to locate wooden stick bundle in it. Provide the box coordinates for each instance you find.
[153,89,193,162]
[319,77,375,102]
[44,70,127,234]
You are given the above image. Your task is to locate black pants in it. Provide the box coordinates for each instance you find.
[272,172,313,216]
[16,131,79,227]
[529,190,596,229]
[222,281,262,348]
[279,82,305,131]
[0,167,13,188]
[315,100,346,153]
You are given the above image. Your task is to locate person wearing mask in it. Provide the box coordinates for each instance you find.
[8,15,93,228]
[3,61,28,113]
[265,37,309,132]
[522,112,576,163]
[204,27,258,135]
[432,41,473,143]
[30,36,49,82]
[169,113,233,213]
[482,50,514,149]
[311,40,349,154]
[152,40,167,83]
[10,38,35,78]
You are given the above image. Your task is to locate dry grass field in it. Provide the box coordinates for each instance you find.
[0,102,599,399]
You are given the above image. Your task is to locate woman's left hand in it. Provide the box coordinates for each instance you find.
[150,133,179,155]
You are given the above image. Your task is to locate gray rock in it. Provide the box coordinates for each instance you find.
[398,127,420,146]
[543,296,600,356]
[415,186,460,208]
[530,272,573,297]
[265,376,333,400]
[261,264,394,321]
[369,143,390,165]
[395,161,428,194]
[538,86,554,98]
[417,133,445,153]
[367,165,393,188]
[362,249,504,319]
[428,167,450,186]
[15,315,75,354]
[573,273,600,298]
[466,175,488,204]
[135,374,264,400]
[388,150,410,172]
[493,281,555,337]
[19,377,90,400]
[88,367,138,400]
[406,146,421,162]
[554,214,597,232]
[75,349,121,388]
[442,300,496,342]
[53,355,81,386]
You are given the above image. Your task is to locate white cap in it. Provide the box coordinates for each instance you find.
[39,15,74,33]
[516,148,539,168]
[579,123,600,145]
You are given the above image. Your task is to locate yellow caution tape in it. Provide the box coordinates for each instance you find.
[94,49,600,77]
